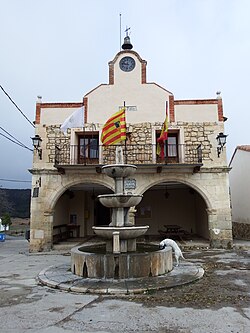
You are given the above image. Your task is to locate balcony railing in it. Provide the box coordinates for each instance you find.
[55,144,202,166]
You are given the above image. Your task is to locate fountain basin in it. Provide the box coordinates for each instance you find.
[71,243,173,279]
[102,164,137,178]
[98,194,142,208]
[92,225,149,239]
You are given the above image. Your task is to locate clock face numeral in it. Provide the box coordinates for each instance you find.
[119,56,136,72]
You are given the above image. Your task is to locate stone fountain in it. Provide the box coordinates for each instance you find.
[71,147,172,279]
[93,146,148,253]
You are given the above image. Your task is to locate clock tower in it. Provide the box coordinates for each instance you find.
[85,35,171,125]
[119,36,136,72]
[108,35,147,86]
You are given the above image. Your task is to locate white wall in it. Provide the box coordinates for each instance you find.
[0,218,9,231]
[40,107,82,125]
[86,52,171,124]
[230,149,250,224]
[86,84,171,125]
[175,104,218,122]
[54,194,69,226]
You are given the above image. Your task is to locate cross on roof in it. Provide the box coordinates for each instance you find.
[125,26,131,36]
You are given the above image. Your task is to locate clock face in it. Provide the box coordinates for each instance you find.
[119,56,136,72]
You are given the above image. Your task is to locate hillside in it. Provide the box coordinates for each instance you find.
[0,188,31,218]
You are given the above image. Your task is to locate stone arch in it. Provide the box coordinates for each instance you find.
[45,177,113,213]
[135,175,212,241]
[137,176,213,211]
[40,176,114,248]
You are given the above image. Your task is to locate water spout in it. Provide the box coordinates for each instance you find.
[113,231,120,254]
[115,146,124,164]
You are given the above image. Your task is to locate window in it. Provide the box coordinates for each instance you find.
[78,133,99,164]
[156,131,179,163]
[167,136,177,157]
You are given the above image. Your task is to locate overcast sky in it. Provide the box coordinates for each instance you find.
[1,0,250,189]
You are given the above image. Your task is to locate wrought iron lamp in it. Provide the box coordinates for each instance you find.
[164,185,170,199]
[31,135,42,159]
[216,132,228,157]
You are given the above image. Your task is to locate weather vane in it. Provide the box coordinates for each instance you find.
[119,13,132,50]
[125,26,131,37]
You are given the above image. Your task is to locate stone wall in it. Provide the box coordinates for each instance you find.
[232,222,250,240]
[183,122,215,161]
[44,121,216,165]
[46,125,69,164]
[127,122,154,144]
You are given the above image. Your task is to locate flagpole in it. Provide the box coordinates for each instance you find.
[83,104,85,129]
[123,101,127,163]
[120,13,122,50]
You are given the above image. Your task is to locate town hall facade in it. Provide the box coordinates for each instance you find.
[29,36,232,252]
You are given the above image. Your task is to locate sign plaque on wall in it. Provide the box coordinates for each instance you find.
[119,106,137,112]
[33,187,39,197]
[124,178,136,190]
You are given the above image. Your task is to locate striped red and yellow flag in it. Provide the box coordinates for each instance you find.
[101,108,126,145]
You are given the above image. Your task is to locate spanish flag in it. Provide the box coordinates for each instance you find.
[101,108,126,145]
[157,102,168,159]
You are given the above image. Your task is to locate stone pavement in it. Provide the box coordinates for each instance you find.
[0,236,249,333]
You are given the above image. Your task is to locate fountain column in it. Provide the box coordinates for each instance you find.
[93,147,148,253]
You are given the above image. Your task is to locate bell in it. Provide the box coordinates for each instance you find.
[122,36,133,50]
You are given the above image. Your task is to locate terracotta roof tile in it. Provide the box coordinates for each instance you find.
[237,145,250,152]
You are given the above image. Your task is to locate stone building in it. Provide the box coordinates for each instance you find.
[29,37,232,252]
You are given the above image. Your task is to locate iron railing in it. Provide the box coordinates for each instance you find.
[55,144,202,166]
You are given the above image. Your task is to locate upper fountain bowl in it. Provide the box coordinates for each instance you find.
[102,164,137,178]
[98,193,142,207]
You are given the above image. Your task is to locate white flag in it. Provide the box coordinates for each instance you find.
[60,107,84,135]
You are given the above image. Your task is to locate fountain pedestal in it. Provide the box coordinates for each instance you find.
[92,225,149,252]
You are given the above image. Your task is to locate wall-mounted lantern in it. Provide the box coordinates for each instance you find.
[31,135,42,159]
[216,132,228,157]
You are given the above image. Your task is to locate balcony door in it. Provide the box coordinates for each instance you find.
[167,134,179,163]
[156,132,179,163]
[78,133,99,164]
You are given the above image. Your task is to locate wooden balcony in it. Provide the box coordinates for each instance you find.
[54,144,202,172]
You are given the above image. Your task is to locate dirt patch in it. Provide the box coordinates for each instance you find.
[115,249,250,310]
[7,218,30,236]
[11,218,30,226]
